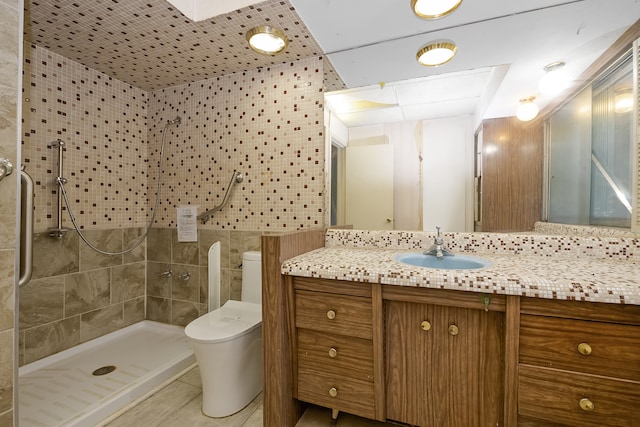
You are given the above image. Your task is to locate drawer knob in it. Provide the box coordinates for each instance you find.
[329,347,338,358]
[329,387,338,397]
[326,310,336,320]
[420,320,431,331]
[449,324,459,336]
[579,398,594,412]
[577,342,592,356]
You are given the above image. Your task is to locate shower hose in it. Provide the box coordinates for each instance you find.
[56,119,178,255]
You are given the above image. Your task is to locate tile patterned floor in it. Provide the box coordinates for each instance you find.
[104,367,399,426]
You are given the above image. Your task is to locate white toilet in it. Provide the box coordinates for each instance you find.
[185,250,263,418]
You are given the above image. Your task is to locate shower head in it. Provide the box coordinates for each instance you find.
[167,116,181,126]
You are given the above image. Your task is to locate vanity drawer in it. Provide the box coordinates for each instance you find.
[297,368,376,420]
[295,290,373,339]
[518,364,640,427]
[297,329,374,381]
[519,315,640,381]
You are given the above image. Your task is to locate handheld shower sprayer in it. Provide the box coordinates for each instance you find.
[168,116,181,126]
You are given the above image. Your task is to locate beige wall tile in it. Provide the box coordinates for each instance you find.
[0,329,13,414]
[171,228,199,265]
[19,276,64,329]
[147,228,171,263]
[0,249,13,331]
[147,296,170,324]
[79,229,123,271]
[123,297,145,326]
[170,300,199,327]
[32,231,79,279]
[170,263,200,303]
[80,304,124,342]
[146,262,172,298]
[123,228,146,263]
[64,269,110,316]
[111,262,145,303]
[23,316,80,364]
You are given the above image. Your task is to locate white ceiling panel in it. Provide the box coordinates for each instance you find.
[401,99,478,121]
[394,69,493,105]
[338,107,406,128]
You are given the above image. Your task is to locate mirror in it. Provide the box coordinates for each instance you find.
[319,3,639,233]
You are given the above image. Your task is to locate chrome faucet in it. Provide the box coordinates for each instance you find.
[424,226,454,260]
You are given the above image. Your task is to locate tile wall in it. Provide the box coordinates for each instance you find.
[18,228,146,365]
[0,0,20,423]
[146,56,326,230]
[146,228,261,326]
[19,44,326,363]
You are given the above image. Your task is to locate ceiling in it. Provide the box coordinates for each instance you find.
[24,0,327,91]
[24,0,640,127]
[294,0,640,126]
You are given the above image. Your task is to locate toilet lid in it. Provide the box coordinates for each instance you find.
[185,300,262,344]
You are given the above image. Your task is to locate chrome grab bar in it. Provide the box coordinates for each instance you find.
[197,171,243,224]
[19,168,34,287]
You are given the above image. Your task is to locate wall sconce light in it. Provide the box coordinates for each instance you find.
[539,61,568,95]
[411,0,462,19]
[614,87,633,114]
[516,97,539,122]
[416,40,457,66]
[246,26,288,55]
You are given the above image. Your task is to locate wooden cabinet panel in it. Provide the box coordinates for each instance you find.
[385,301,504,427]
[295,289,373,339]
[297,368,376,420]
[519,364,640,427]
[297,329,374,382]
[293,283,380,421]
[520,315,640,381]
[476,117,543,232]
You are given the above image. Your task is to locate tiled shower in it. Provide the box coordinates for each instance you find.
[19,42,326,365]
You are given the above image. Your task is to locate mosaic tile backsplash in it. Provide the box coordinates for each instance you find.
[325,229,640,262]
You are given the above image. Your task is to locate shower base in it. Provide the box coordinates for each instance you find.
[19,320,196,426]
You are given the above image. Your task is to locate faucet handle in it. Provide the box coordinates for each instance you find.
[435,226,443,243]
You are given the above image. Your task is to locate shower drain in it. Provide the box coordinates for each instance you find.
[92,365,116,376]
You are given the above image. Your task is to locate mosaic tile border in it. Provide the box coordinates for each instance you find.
[534,221,638,237]
[325,229,640,262]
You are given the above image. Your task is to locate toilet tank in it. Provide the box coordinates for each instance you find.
[241,251,262,304]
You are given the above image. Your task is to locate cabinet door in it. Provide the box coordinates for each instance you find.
[385,301,504,427]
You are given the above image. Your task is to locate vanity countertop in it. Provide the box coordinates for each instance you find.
[281,246,640,305]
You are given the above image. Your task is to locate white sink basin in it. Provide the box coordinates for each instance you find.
[395,253,491,270]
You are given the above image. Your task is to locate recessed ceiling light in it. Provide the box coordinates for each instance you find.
[246,26,288,55]
[416,41,457,67]
[411,0,463,19]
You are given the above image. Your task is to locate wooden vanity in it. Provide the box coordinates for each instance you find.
[261,230,640,427]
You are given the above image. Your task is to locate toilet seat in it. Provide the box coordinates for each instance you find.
[185,300,262,344]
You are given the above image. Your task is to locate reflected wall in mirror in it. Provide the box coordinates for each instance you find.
[548,52,635,228]
[325,15,640,234]
[329,115,474,232]
[548,51,634,228]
